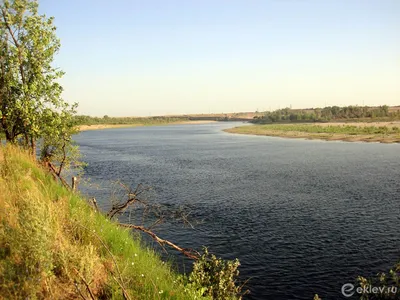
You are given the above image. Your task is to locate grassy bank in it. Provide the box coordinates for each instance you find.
[74,116,189,126]
[0,146,207,299]
[225,122,400,143]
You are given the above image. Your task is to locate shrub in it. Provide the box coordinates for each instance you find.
[357,262,400,300]
[188,247,244,299]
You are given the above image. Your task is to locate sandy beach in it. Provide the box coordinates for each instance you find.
[78,120,217,132]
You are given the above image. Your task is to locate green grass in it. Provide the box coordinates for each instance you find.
[0,145,207,299]
[75,116,190,127]
[240,124,400,135]
[225,123,400,143]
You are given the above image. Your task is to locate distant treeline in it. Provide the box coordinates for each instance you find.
[253,105,400,124]
[73,114,247,125]
[72,105,400,126]
[73,115,188,125]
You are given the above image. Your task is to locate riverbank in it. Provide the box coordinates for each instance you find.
[225,122,400,143]
[0,145,207,299]
[78,120,217,132]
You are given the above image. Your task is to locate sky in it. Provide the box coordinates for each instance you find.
[39,0,400,117]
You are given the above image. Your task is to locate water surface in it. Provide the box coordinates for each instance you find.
[74,123,400,300]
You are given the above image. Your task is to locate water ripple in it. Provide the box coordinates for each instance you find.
[74,123,400,300]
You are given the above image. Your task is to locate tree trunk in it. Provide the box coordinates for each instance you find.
[4,130,15,143]
[1,117,15,143]
[30,136,36,159]
[24,133,29,148]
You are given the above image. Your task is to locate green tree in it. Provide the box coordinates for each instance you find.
[0,0,77,164]
[0,0,78,175]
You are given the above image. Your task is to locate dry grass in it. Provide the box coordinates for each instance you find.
[0,146,109,298]
[0,145,206,299]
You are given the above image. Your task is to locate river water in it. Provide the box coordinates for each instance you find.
[74,122,400,300]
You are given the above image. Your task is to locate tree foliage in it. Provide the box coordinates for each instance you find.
[74,114,189,126]
[0,0,76,156]
[253,105,398,124]
[0,0,78,171]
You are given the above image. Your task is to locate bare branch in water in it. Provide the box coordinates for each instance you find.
[107,183,152,219]
[119,223,200,260]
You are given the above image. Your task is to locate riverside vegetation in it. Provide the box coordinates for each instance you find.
[226,122,400,143]
[74,115,190,129]
[252,105,400,123]
[1,0,398,299]
[0,1,244,299]
[226,105,400,143]
[0,145,244,299]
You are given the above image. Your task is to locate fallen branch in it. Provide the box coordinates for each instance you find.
[107,182,195,230]
[93,182,200,262]
[107,183,151,219]
[74,281,88,300]
[74,269,95,300]
[46,161,71,190]
[119,223,200,260]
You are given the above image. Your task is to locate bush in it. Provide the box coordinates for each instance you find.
[357,262,400,300]
[188,247,244,300]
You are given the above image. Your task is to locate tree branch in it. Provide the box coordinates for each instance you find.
[119,223,200,260]
[57,136,67,176]
[47,161,71,189]
[1,7,26,85]
[74,269,95,300]
[107,183,151,219]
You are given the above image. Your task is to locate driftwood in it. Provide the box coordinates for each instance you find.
[107,182,194,227]
[119,223,199,260]
[107,183,151,219]
[105,182,200,260]
[42,156,200,279]
[45,162,200,263]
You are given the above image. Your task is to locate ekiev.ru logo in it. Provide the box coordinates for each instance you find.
[341,283,398,298]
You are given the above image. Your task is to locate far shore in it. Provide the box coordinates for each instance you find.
[78,120,217,132]
[224,121,400,144]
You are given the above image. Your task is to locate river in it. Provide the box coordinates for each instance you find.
[74,122,400,300]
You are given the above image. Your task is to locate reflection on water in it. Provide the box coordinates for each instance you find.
[74,123,400,300]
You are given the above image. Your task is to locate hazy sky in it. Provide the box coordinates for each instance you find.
[39,0,400,117]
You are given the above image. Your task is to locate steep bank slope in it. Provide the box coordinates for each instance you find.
[0,146,204,299]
